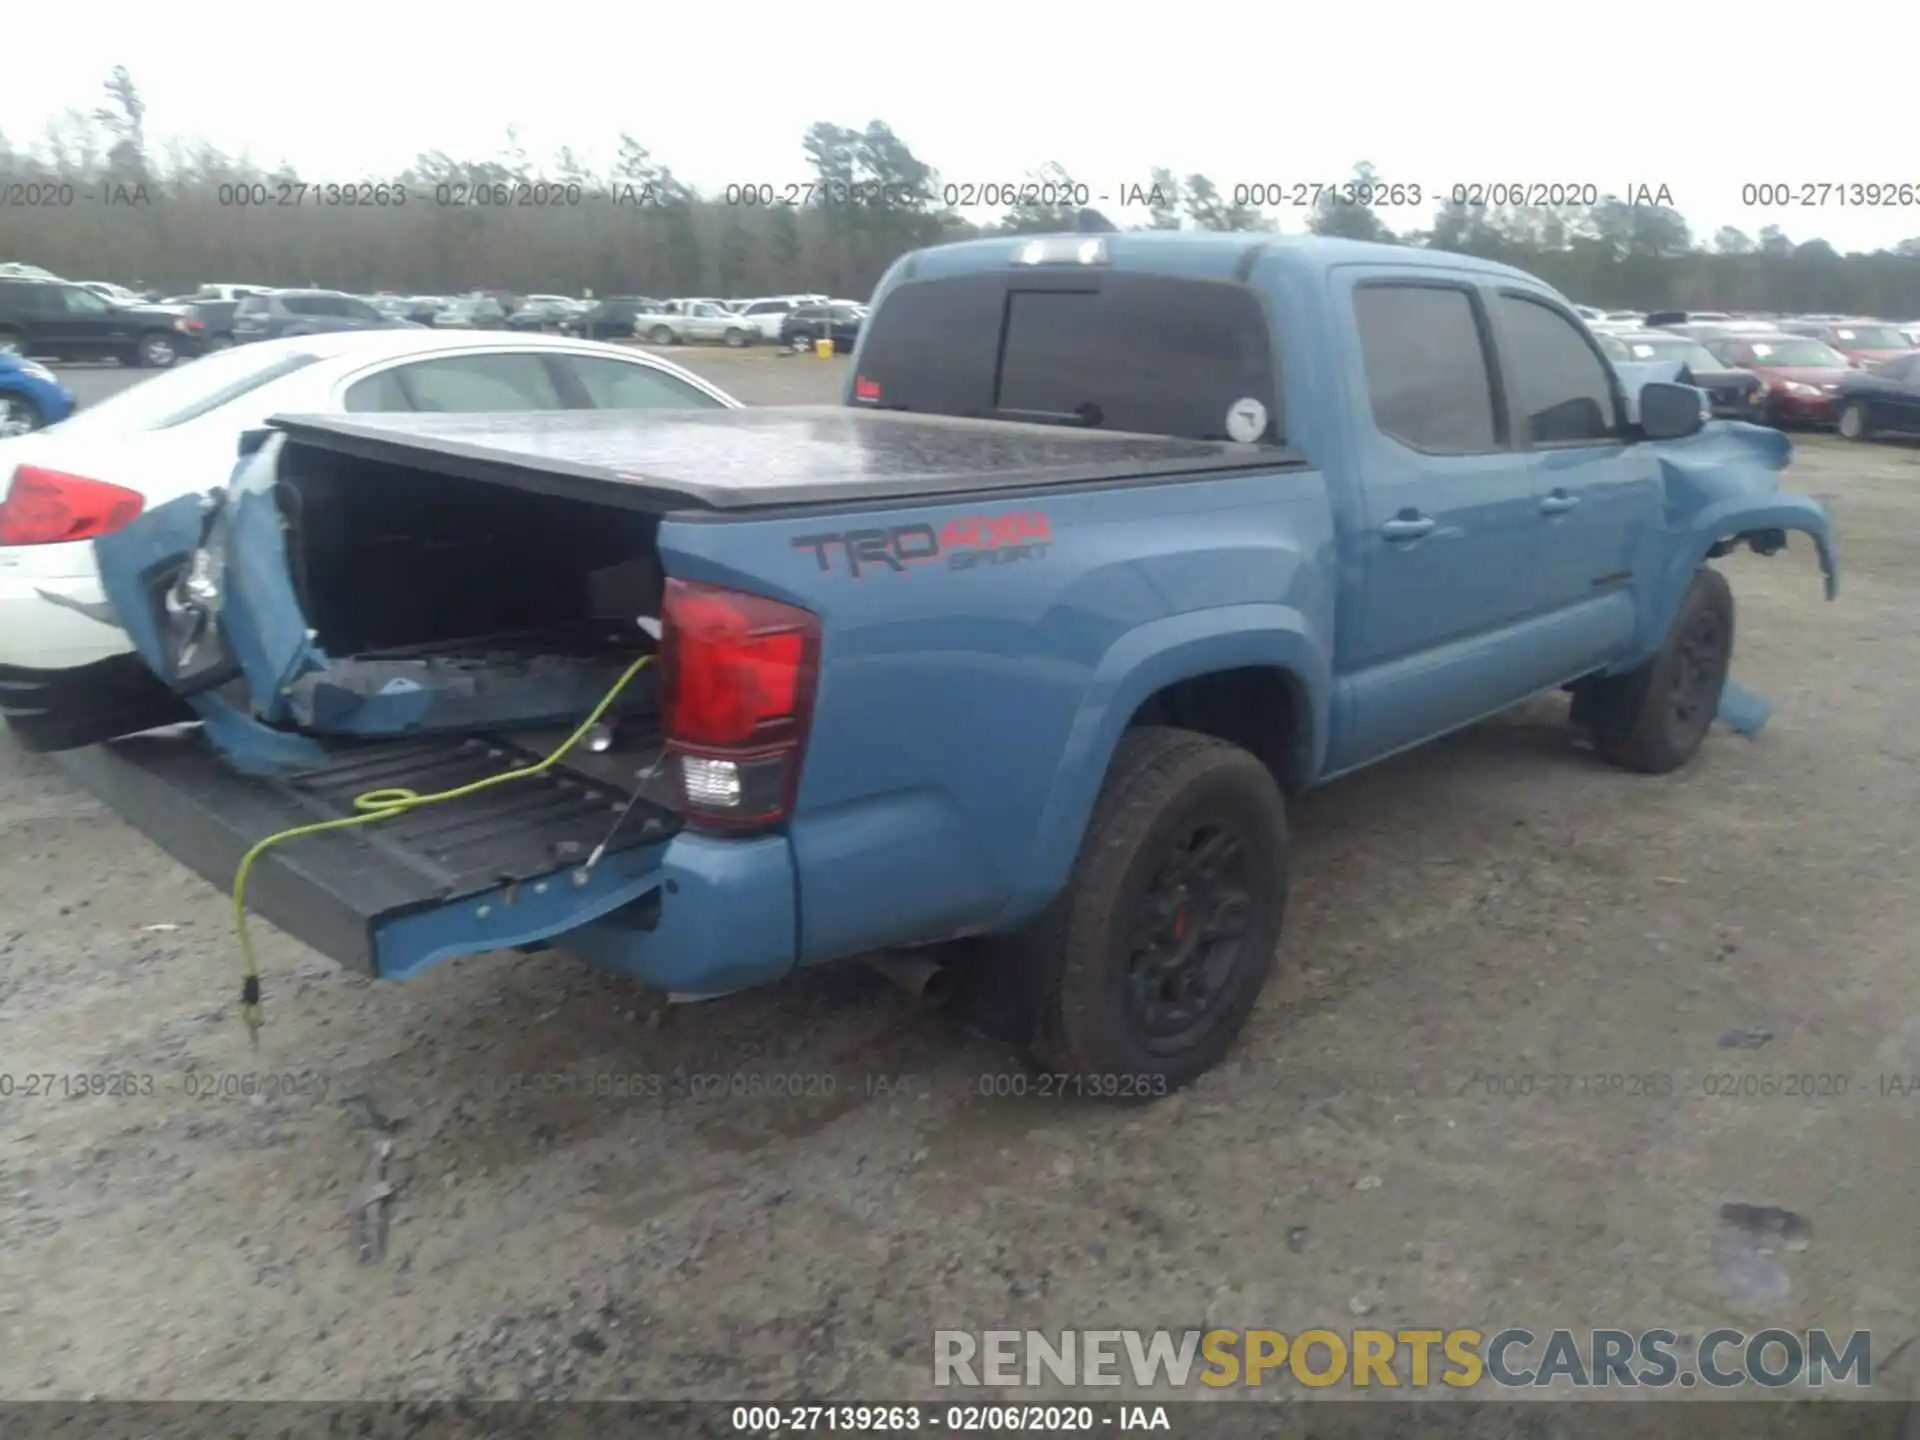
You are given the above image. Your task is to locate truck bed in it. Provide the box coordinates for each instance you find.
[263,406,1303,514]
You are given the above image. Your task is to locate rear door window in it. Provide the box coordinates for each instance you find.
[1352,284,1502,454]
[856,271,1280,442]
[380,353,564,411]
[341,368,415,412]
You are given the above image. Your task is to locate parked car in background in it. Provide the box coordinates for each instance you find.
[1700,333,1852,426]
[731,297,807,342]
[232,290,405,345]
[0,263,63,281]
[1900,322,1920,347]
[366,296,416,323]
[0,329,741,743]
[506,298,578,333]
[634,299,757,348]
[0,353,75,436]
[189,284,274,304]
[432,296,509,330]
[185,300,240,350]
[76,282,146,306]
[1776,319,1916,369]
[566,297,657,340]
[1831,351,1920,441]
[779,301,863,353]
[0,277,206,367]
[1594,330,1768,421]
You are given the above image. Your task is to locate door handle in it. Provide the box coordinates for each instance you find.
[1539,491,1580,515]
[1380,514,1436,541]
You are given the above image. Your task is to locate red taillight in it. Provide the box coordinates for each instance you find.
[659,578,821,831]
[0,466,146,546]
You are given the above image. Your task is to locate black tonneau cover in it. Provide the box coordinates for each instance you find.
[264,406,1300,514]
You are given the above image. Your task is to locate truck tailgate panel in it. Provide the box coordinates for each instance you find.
[59,729,679,975]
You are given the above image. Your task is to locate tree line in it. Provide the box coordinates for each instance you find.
[3,68,1919,315]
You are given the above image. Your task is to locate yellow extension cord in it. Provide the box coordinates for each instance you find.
[231,653,655,1044]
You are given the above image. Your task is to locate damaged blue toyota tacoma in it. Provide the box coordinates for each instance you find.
[24,232,1839,1093]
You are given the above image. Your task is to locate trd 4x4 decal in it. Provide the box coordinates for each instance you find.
[792,512,1051,578]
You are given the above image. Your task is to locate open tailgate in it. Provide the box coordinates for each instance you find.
[60,726,682,979]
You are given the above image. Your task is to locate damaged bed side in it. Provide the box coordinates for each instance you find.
[62,419,706,987]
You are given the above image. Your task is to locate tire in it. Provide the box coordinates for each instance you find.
[724,327,749,348]
[1581,566,1734,775]
[647,325,674,345]
[790,333,812,354]
[0,329,22,356]
[135,331,178,368]
[1836,400,1871,442]
[1005,726,1288,1094]
[0,392,44,438]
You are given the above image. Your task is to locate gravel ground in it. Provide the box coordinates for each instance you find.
[3,354,1917,1404]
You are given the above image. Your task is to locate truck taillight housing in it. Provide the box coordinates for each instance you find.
[0,466,146,546]
[659,577,821,831]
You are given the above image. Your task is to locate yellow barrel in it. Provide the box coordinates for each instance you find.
[815,338,834,358]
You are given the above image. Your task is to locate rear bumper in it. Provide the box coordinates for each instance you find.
[1771,392,1837,424]
[55,727,798,995]
[0,565,133,670]
[0,653,189,752]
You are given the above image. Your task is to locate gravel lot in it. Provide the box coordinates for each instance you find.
[3,352,1917,1406]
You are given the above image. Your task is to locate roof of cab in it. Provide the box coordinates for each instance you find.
[888,230,1552,290]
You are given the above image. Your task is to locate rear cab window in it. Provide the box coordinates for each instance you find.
[853,270,1281,443]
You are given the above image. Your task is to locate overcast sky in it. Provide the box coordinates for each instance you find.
[5,0,1916,253]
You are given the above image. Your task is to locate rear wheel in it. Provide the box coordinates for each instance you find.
[647,325,674,345]
[724,327,749,348]
[790,333,812,354]
[0,392,44,437]
[1836,400,1871,441]
[134,331,178,368]
[1579,567,1734,775]
[964,727,1288,1096]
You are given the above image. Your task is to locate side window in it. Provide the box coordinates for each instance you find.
[1351,284,1500,454]
[1495,294,1620,444]
[565,356,726,410]
[236,296,269,317]
[341,368,416,413]
[60,286,113,315]
[8,283,60,315]
[385,353,564,411]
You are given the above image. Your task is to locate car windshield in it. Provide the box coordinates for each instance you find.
[51,346,324,433]
[1742,339,1848,367]
[1828,325,1909,349]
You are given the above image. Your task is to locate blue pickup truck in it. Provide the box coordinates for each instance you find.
[38,232,1838,1093]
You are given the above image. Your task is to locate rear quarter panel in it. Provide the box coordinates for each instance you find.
[657,469,1334,965]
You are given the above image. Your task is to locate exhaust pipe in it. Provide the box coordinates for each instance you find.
[864,952,953,1001]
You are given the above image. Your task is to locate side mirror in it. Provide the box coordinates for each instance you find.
[1638,381,1706,441]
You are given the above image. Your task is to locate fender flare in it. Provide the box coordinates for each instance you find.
[1637,494,1838,664]
[1000,604,1329,926]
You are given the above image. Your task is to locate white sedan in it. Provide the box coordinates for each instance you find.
[0,329,738,751]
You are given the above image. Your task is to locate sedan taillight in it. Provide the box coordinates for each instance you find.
[0,466,146,546]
